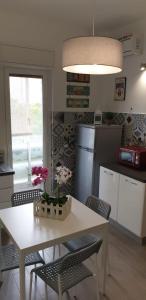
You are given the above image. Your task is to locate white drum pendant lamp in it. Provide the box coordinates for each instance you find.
[62,36,123,75]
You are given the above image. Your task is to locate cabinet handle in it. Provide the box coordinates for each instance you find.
[104,170,113,176]
[125,178,137,186]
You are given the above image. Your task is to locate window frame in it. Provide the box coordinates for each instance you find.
[4,66,52,192]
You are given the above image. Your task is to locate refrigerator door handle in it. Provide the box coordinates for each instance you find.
[77,145,94,153]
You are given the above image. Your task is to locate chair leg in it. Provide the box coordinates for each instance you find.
[95,254,100,300]
[45,283,48,300]
[29,272,33,300]
[58,275,63,300]
[58,293,63,300]
[96,275,100,300]
[53,245,61,260]
[42,250,45,260]
[107,246,111,276]
[73,285,78,300]
[58,244,61,257]
[0,271,2,280]
[53,245,56,260]
[66,290,70,299]
[0,228,1,246]
[0,271,3,285]
[0,228,3,286]
[34,264,37,279]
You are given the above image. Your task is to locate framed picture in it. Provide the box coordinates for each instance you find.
[114,77,126,101]
[67,85,90,96]
[67,72,90,83]
[67,98,89,108]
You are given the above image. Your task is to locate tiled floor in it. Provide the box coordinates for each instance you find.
[1,225,146,300]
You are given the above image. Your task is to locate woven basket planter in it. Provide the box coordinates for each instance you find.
[33,195,72,220]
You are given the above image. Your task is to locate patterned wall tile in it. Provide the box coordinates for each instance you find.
[51,112,94,195]
[52,111,146,195]
[113,113,125,125]
[103,112,146,146]
[53,123,64,136]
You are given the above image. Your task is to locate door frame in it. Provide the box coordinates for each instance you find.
[4,65,52,191]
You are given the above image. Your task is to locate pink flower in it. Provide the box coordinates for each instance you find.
[32,166,49,190]
[32,166,38,175]
[32,166,42,176]
[41,167,48,179]
[38,166,43,175]
[32,166,49,178]
[32,177,43,186]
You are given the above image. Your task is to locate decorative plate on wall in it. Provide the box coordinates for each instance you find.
[114,77,126,101]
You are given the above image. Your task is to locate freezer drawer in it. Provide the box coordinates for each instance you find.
[76,125,95,150]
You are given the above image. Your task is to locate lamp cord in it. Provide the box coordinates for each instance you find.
[92,16,95,36]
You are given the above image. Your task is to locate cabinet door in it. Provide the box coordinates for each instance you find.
[0,187,12,209]
[99,167,120,220]
[117,175,145,236]
[0,175,13,189]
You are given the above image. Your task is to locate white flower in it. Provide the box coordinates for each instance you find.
[55,166,72,185]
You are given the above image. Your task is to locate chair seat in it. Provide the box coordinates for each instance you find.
[0,244,44,272]
[63,234,101,252]
[32,258,92,294]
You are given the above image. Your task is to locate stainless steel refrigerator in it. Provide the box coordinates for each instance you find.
[74,124,122,203]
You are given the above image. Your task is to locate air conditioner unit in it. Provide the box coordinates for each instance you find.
[119,35,142,56]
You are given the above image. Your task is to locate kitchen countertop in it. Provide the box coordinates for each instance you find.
[0,163,15,176]
[100,162,146,183]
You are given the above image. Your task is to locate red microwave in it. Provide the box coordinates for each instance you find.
[118,146,146,169]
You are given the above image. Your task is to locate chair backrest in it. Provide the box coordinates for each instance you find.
[59,238,102,274]
[11,188,42,207]
[85,195,111,220]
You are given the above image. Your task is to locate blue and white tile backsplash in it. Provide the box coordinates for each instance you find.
[52,112,146,194]
[52,112,94,195]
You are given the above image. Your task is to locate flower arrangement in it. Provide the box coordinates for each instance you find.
[54,165,72,204]
[32,166,49,202]
[32,165,72,205]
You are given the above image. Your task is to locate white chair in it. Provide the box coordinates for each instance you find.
[29,239,103,300]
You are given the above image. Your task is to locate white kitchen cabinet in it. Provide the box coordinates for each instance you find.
[99,166,120,220]
[99,166,146,238]
[117,175,146,237]
[0,175,13,209]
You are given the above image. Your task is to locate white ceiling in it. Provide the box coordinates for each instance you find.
[0,0,146,31]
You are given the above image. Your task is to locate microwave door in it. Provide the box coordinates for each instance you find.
[120,150,135,165]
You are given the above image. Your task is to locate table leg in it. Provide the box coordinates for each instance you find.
[0,227,2,283]
[19,251,26,300]
[0,226,2,246]
[101,223,108,295]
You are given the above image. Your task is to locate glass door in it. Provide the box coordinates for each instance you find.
[5,67,52,192]
[9,75,43,189]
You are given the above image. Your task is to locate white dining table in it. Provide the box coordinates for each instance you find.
[0,197,109,300]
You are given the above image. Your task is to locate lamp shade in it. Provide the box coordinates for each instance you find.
[62,36,123,75]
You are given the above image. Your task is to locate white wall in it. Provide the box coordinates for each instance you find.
[95,18,146,113]
[1,9,146,115]
[0,9,96,112]
[0,9,97,155]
